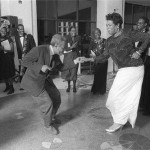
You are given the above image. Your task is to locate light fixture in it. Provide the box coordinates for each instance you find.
[18,0,22,4]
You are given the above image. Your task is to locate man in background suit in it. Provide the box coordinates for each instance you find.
[136,17,150,115]
[21,34,82,135]
[15,24,36,81]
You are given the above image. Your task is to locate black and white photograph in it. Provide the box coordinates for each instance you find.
[0,0,150,149]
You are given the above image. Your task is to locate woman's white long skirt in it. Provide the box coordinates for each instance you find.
[106,66,144,128]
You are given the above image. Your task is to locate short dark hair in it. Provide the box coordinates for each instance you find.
[17,24,24,29]
[106,13,123,28]
[95,28,101,35]
[139,16,149,26]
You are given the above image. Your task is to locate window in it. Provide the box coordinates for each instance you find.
[37,0,97,44]
[124,3,148,30]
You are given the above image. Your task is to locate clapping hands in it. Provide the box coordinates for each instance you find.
[74,57,85,64]
[90,50,96,58]
[74,56,94,64]
[70,42,78,49]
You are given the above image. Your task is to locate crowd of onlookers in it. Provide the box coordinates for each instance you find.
[0,23,36,94]
[0,13,150,135]
[0,15,150,111]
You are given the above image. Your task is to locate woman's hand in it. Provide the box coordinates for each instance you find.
[90,50,96,59]
[70,42,78,49]
[82,57,94,62]
[74,57,85,64]
[130,52,141,59]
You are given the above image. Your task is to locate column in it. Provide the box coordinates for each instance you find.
[31,0,38,45]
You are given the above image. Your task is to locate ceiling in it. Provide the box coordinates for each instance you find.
[126,0,150,6]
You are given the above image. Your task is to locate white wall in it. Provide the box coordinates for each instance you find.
[97,0,124,38]
[97,0,125,72]
[1,0,38,45]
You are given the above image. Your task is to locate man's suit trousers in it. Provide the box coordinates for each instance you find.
[33,78,61,127]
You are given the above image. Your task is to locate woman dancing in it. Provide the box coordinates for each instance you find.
[91,13,150,132]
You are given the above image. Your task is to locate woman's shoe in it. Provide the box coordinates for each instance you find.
[7,85,14,95]
[105,123,123,133]
[73,87,77,93]
[66,87,70,92]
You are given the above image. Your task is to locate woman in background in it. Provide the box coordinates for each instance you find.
[89,28,108,95]
[62,26,81,93]
[0,27,15,94]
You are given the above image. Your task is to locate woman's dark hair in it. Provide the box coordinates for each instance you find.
[95,28,101,35]
[17,24,24,29]
[106,13,123,28]
[68,26,76,32]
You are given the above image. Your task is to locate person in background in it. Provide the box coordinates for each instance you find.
[62,26,81,93]
[89,28,108,95]
[135,17,150,115]
[90,13,150,132]
[0,27,15,94]
[21,34,82,135]
[134,16,149,62]
[15,24,36,82]
[0,45,3,81]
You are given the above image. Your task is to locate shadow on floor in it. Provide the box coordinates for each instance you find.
[0,110,34,147]
[57,89,97,127]
[0,93,27,109]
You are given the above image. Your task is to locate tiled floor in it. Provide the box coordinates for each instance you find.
[0,75,150,150]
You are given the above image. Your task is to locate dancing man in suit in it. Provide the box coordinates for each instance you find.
[21,34,82,135]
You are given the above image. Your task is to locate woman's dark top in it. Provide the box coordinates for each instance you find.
[62,34,81,81]
[96,30,150,69]
[89,37,108,94]
[89,38,106,57]
[0,36,15,80]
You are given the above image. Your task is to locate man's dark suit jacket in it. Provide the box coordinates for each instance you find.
[21,45,75,97]
[15,33,36,59]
